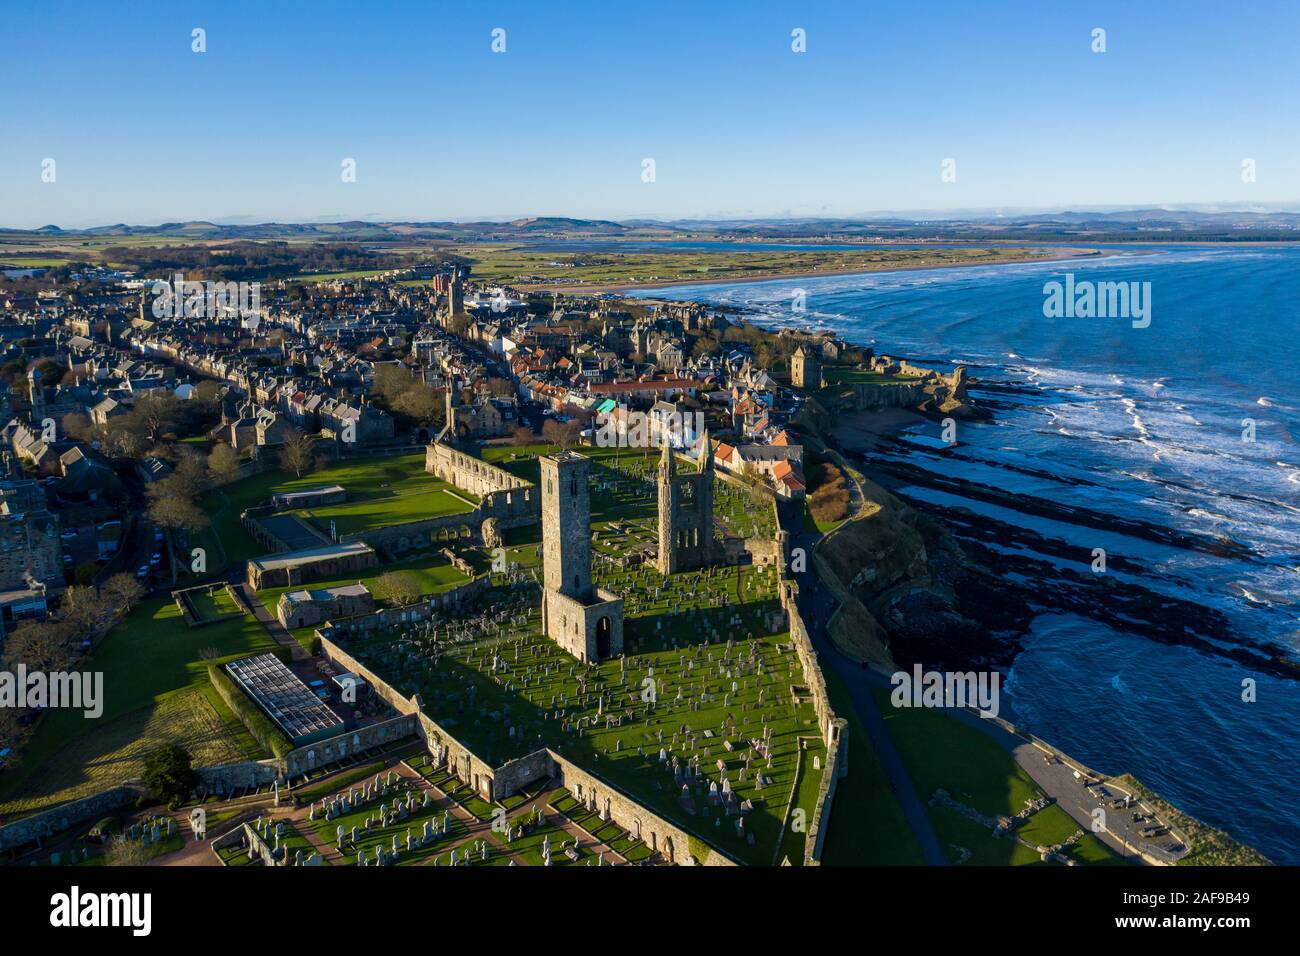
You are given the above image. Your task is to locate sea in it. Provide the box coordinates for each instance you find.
[623,242,1300,863]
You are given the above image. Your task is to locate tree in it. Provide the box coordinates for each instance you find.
[101,573,145,615]
[392,383,440,421]
[131,392,182,442]
[511,424,535,446]
[61,411,94,442]
[279,429,314,478]
[206,442,241,486]
[543,418,581,451]
[141,744,199,807]
[3,620,76,673]
[192,379,225,413]
[103,833,152,867]
[99,417,147,459]
[148,495,209,535]
[0,705,23,763]
[373,571,420,607]
[60,585,109,635]
[168,452,211,500]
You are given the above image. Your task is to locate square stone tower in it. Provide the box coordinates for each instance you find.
[541,452,593,600]
[539,451,624,662]
[791,345,822,390]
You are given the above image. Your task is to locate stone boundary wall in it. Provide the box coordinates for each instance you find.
[194,715,418,793]
[240,821,277,866]
[283,714,418,778]
[546,753,737,866]
[316,577,491,639]
[772,491,849,866]
[848,382,928,410]
[172,581,242,628]
[315,635,498,801]
[779,579,848,865]
[315,634,741,865]
[198,760,281,795]
[0,785,140,853]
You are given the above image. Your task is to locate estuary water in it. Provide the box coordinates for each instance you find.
[631,244,1300,862]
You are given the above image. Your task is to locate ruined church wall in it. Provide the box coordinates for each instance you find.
[546,752,737,866]
[316,635,496,800]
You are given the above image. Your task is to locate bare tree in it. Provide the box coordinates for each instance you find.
[104,833,152,867]
[206,442,241,486]
[101,573,145,615]
[148,495,209,535]
[61,585,109,634]
[3,620,77,673]
[279,429,315,478]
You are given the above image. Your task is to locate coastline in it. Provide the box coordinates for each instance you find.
[548,246,1113,295]
[636,249,1288,864]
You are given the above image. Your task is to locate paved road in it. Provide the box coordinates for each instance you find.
[779,500,948,866]
[235,581,310,661]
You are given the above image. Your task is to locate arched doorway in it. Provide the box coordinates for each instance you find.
[596,615,611,659]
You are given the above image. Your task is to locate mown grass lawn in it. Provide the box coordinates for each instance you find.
[203,454,479,567]
[190,586,242,622]
[820,668,924,866]
[870,687,1045,865]
[0,599,277,817]
[253,552,472,646]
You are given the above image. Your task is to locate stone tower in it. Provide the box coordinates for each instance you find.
[656,439,677,574]
[436,383,458,445]
[655,432,716,575]
[447,275,465,320]
[791,345,822,390]
[26,368,45,422]
[541,452,594,601]
[540,451,624,662]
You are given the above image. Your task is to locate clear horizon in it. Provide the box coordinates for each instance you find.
[3,0,1298,229]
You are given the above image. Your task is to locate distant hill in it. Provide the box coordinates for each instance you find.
[4,207,1299,244]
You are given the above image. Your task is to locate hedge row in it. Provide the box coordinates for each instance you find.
[206,662,294,760]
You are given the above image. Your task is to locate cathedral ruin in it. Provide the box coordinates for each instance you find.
[655,433,720,574]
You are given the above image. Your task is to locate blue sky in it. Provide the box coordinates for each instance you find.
[2,0,1298,227]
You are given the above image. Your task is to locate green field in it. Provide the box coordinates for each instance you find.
[869,688,1119,866]
[822,367,924,388]
[0,600,278,819]
[820,668,924,865]
[189,586,242,622]
[435,244,1065,290]
[203,453,478,568]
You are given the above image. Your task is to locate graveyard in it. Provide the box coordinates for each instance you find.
[327,446,823,865]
